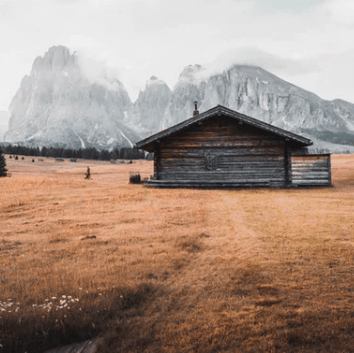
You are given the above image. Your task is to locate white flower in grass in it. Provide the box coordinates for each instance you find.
[32,304,37,307]
[64,304,67,308]
[68,296,72,299]
[62,295,66,298]
[76,299,79,302]
[79,288,82,290]
[45,299,49,302]
[52,297,56,300]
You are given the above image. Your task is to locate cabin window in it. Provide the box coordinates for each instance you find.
[205,153,218,170]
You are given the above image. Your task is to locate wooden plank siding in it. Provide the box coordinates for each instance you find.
[138,107,332,189]
[155,116,288,188]
[291,154,332,186]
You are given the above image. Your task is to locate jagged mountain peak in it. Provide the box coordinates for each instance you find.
[126,76,172,137]
[158,63,354,152]
[32,45,74,73]
[145,76,169,88]
[4,46,138,150]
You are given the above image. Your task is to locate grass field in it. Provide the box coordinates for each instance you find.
[1,154,354,352]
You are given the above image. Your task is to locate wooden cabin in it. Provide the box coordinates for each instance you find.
[135,105,332,189]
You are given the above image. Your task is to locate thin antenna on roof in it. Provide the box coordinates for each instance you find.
[193,101,199,116]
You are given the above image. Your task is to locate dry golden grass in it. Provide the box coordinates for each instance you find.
[1,154,354,352]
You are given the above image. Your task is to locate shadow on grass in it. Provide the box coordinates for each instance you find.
[1,282,159,353]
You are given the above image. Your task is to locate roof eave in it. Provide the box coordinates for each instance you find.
[136,105,313,149]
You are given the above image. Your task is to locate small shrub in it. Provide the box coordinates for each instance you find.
[15,156,18,160]
[129,172,141,184]
[21,157,24,160]
[32,159,35,163]
[0,147,7,177]
[9,155,12,159]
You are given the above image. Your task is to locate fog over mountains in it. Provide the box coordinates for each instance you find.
[4,46,354,152]
[4,46,139,150]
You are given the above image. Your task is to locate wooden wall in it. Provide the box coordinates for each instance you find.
[155,116,287,187]
[291,154,332,186]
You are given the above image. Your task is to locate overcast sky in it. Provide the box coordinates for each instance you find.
[0,0,354,112]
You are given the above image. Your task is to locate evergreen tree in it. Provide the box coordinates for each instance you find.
[0,147,8,177]
[41,146,48,157]
[109,150,118,160]
[99,149,110,161]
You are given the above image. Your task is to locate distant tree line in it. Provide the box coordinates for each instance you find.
[1,144,149,160]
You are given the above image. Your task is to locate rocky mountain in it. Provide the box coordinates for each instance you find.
[0,111,9,142]
[126,76,171,137]
[4,46,139,150]
[159,64,354,151]
[4,46,354,152]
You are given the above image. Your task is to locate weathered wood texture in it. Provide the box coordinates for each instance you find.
[155,116,287,187]
[291,154,332,186]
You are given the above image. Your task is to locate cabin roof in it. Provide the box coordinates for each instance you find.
[136,105,313,151]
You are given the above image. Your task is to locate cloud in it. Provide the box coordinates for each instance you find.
[0,2,10,16]
[1,0,354,110]
[76,49,124,91]
[55,0,81,3]
[323,0,354,25]
[195,46,320,81]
